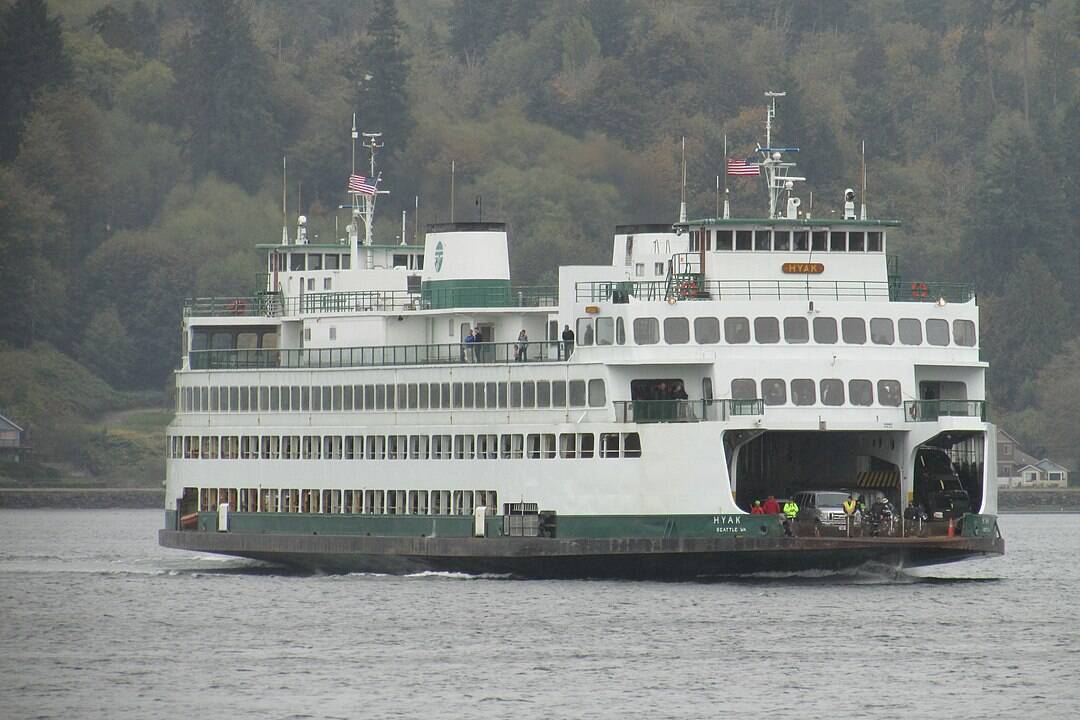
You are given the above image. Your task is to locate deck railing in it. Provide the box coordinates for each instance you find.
[188,341,566,370]
[576,280,974,304]
[904,399,987,422]
[613,398,764,423]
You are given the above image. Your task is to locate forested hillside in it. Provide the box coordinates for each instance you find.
[1,0,1077,475]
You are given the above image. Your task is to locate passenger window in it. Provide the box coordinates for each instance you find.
[848,232,865,251]
[762,379,787,406]
[841,317,866,344]
[812,231,827,251]
[755,230,771,250]
[596,317,615,346]
[731,379,757,400]
[694,317,721,344]
[849,379,873,406]
[754,317,780,344]
[569,380,587,407]
[870,318,894,345]
[953,320,976,347]
[791,379,816,406]
[820,379,845,406]
[522,381,535,407]
[830,232,846,251]
[716,230,733,250]
[926,319,950,346]
[552,381,566,407]
[877,380,902,406]
[633,317,660,345]
[616,317,626,345]
[867,232,882,251]
[793,231,809,251]
[898,318,922,345]
[783,317,809,343]
[813,317,838,344]
[588,379,606,407]
[725,317,750,344]
[664,317,690,344]
[736,230,752,250]
[577,318,594,346]
[773,231,790,251]
[536,381,550,408]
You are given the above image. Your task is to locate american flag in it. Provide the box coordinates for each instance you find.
[726,157,760,177]
[347,173,377,196]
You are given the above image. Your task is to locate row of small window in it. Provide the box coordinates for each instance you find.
[170,432,642,461]
[178,379,607,414]
[729,378,903,407]
[576,315,976,347]
[198,486,491,516]
[272,252,352,272]
[688,229,885,253]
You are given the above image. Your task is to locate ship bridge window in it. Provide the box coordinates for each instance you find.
[731,378,756,400]
[813,317,838,344]
[762,379,786,406]
[694,317,720,344]
[664,317,690,344]
[773,231,790,251]
[877,380,902,406]
[794,231,809,251]
[325,254,339,270]
[812,231,827,251]
[536,381,550,408]
[522,381,535,407]
[849,232,865,251]
[754,317,780,344]
[791,379,816,406]
[870,318,894,345]
[830,232,846,251]
[552,381,566,407]
[289,253,305,271]
[926,319,950,346]
[577,318,594,346]
[898,318,922,345]
[309,254,323,271]
[716,230,733,251]
[736,230,752,250]
[820,379,845,406]
[841,317,866,344]
[211,332,233,350]
[755,230,771,250]
[725,317,750,344]
[868,232,883,252]
[590,317,612,345]
[954,320,976,347]
[849,379,873,406]
[633,317,660,345]
[342,254,350,269]
[784,317,809,343]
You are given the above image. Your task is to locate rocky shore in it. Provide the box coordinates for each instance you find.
[0,488,162,509]
[998,489,1080,513]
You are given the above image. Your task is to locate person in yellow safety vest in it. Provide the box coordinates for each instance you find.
[843,495,858,536]
[783,500,799,519]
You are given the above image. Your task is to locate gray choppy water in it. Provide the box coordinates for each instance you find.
[1,510,1077,719]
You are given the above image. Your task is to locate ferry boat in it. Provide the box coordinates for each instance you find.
[159,99,1004,578]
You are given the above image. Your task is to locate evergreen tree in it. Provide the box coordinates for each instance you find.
[173,0,280,192]
[0,0,71,161]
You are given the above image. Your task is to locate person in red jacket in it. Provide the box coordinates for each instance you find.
[762,495,781,514]
[750,500,766,514]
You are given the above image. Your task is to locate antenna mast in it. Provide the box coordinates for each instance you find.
[678,136,687,223]
[759,91,805,219]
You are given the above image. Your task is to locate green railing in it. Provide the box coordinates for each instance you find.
[904,400,987,422]
[422,284,558,309]
[298,290,418,313]
[183,295,281,317]
[576,279,975,304]
[613,398,764,423]
[188,341,565,370]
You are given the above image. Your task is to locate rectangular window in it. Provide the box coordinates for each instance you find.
[841,317,867,344]
[848,232,865,251]
[551,381,566,407]
[724,317,750,344]
[498,382,509,408]
[867,231,883,252]
[623,432,641,458]
[898,318,923,345]
[309,254,323,271]
[386,384,396,410]
[812,231,827,251]
[600,433,620,458]
[522,381,535,408]
[762,379,787,406]
[773,231,790,251]
[753,317,780,344]
[813,317,838,344]
[731,378,757,400]
[694,317,720,344]
[754,230,771,251]
[510,382,521,408]
[791,379,816,406]
[596,317,615,346]
[820,379,845,406]
[635,262,645,277]
[289,253,306,271]
[559,433,577,458]
[579,433,595,458]
[793,231,809,251]
[311,386,322,412]
[926,319,950,346]
[870,318,894,345]
[440,383,451,409]
[569,380,587,407]
[536,380,550,408]
[588,379,606,407]
[849,379,873,406]
[664,317,690,344]
[418,383,428,409]
[735,230,752,250]
[783,317,809,343]
[577,318,595,346]
[633,317,660,345]
[716,230,733,251]
[654,262,665,276]
[877,380,901,406]
[830,231,846,251]
[953,320,976,347]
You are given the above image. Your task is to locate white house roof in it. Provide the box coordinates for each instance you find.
[0,413,23,432]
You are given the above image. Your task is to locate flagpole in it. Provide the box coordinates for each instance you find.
[861,139,867,220]
[450,160,455,223]
[715,175,719,219]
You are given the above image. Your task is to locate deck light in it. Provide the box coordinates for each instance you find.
[936,297,947,307]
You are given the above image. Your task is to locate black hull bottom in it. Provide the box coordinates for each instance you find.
[160,530,1004,579]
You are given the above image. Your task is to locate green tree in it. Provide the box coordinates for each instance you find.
[0,0,71,160]
[173,0,281,192]
[352,0,413,167]
[78,305,136,386]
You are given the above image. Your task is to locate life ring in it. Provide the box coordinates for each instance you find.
[910,282,928,299]
[228,298,248,315]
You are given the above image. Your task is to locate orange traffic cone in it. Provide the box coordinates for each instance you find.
[947,517,955,538]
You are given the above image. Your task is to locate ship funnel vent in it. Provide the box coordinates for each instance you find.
[843,189,857,220]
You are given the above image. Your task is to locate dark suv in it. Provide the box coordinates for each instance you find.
[914,447,972,519]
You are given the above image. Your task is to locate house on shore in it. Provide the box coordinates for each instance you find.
[0,413,27,463]
[997,428,1070,488]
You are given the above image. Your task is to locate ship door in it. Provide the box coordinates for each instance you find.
[476,323,495,362]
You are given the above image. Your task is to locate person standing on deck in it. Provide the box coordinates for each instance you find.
[843,495,858,537]
[782,498,799,537]
[750,500,765,515]
[516,329,528,362]
[464,329,475,363]
[763,495,781,515]
[562,324,575,360]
